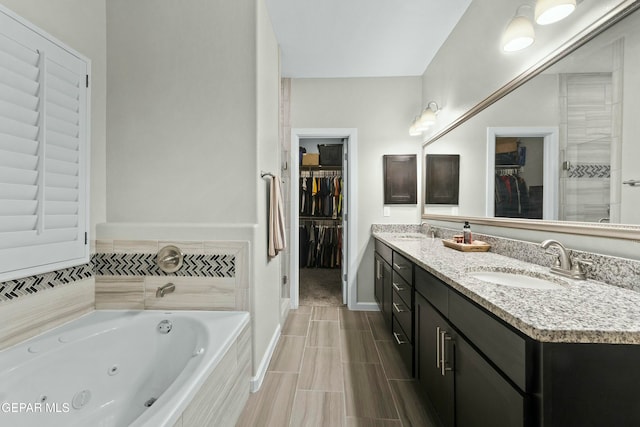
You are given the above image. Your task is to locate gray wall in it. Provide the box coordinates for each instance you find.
[106,0,258,224]
[106,0,282,380]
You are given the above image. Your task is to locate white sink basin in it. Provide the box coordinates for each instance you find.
[469,271,565,290]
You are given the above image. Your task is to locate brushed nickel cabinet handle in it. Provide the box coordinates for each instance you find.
[436,326,441,368]
[393,263,407,270]
[440,330,453,376]
[392,282,405,292]
[393,302,405,313]
[393,332,407,345]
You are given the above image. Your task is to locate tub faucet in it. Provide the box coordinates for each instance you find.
[156,282,176,298]
[540,239,590,280]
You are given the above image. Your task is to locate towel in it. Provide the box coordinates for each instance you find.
[268,176,287,258]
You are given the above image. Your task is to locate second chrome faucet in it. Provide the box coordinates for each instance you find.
[540,239,591,280]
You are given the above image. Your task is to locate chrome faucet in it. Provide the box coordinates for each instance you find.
[156,282,176,298]
[421,222,437,238]
[540,239,590,280]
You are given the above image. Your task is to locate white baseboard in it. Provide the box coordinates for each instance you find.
[250,323,281,393]
[281,297,291,320]
[348,302,380,311]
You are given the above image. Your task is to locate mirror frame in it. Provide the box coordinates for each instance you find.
[422,0,640,241]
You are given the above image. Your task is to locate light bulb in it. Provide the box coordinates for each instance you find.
[535,0,576,25]
[502,12,535,52]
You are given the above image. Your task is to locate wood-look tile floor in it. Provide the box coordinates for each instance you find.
[236,307,440,426]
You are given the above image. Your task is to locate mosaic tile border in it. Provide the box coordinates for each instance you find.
[567,164,611,178]
[0,263,93,302]
[93,253,235,277]
[0,251,236,302]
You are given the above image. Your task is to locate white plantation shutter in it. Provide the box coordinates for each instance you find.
[0,7,89,281]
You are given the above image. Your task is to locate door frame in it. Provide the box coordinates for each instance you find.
[486,127,559,220]
[290,128,358,310]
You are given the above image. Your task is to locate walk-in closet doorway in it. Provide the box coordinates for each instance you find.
[289,129,358,310]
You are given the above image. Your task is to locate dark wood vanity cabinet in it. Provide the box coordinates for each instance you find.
[391,251,413,374]
[374,238,640,427]
[374,240,393,328]
[374,240,414,374]
[414,268,529,427]
[415,292,455,427]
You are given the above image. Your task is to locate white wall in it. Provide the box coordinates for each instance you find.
[420,0,640,260]
[254,0,283,384]
[290,77,422,303]
[421,0,629,139]
[106,0,258,224]
[0,0,107,237]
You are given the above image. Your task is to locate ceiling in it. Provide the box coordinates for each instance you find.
[265,0,472,78]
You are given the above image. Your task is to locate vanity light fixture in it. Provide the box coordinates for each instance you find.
[409,116,422,136]
[535,0,576,25]
[419,101,439,129]
[502,5,535,52]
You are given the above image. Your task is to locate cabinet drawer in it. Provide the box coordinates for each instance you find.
[415,267,449,317]
[455,335,526,427]
[375,239,392,265]
[392,271,412,307]
[392,316,413,375]
[449,290,529,392]
[392,251,413,283]
[392,289,412,342]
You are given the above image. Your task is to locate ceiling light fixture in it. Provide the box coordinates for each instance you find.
[535,0,576,25]
[502,5,535,52]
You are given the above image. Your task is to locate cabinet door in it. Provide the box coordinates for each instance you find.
[455,335,525,427]
[381,259,393,326]
[415,293,455,427]
[374,254,383,306]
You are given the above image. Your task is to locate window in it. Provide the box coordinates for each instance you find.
[0,6,90,281]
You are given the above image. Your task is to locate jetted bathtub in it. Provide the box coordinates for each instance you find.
[0,310,250,427]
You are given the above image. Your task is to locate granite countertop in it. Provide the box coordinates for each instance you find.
[373,232,640,345]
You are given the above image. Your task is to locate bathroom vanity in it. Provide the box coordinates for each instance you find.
[373,232,640,427]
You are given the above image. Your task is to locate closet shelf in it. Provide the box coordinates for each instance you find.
[300,216,342,221]
[300,165,342,170]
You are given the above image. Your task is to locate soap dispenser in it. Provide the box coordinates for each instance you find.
[463,221,472,244]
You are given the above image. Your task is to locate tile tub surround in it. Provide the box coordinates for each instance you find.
[173,322,251,427]
[373,231,640,344]
[0,279,95,351]
[95,240,249,311]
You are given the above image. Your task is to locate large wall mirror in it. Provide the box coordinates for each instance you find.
[423,3,640,240]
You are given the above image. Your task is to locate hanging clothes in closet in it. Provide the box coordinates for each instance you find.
[495,168,530,218]
[300,171,343,219]
[299,223,342,269]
